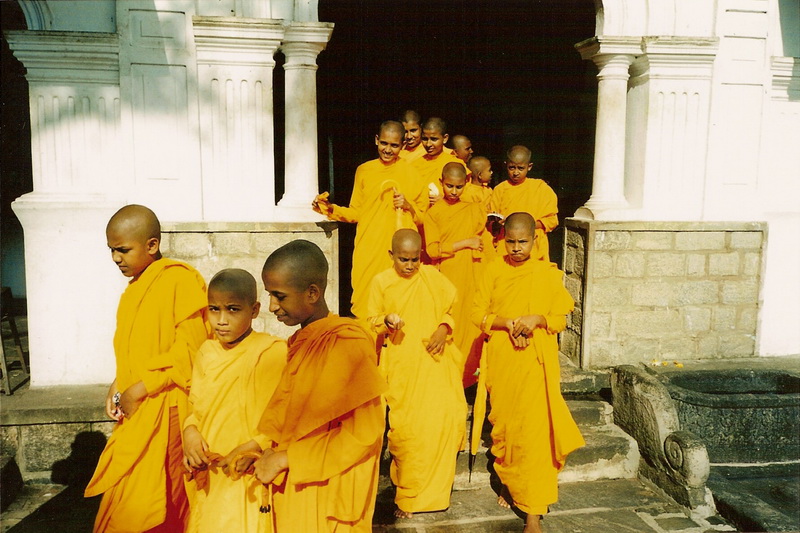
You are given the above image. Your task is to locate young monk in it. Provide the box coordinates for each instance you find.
[313,120,427,318]
[182,269,287,533]
[423,163,486,387]
[85,204,211,532]
[467,155,494,211]
[252,240,387,532]
[450,134,474,165]
[491,145,559,262]
[411,117,468,206]
[366,229,467,518]
[398,109,426,162]
[471,212,584,533]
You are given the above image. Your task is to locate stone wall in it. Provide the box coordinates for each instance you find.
[563,219,766,368]
[162,221,339,339]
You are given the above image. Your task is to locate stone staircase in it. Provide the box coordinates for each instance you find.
[373,359,641,527]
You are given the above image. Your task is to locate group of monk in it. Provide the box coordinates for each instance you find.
[83,109,584,533]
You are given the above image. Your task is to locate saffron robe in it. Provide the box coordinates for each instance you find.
[255,315,387,532]
[185,332,288,533]
[85,258,210,533]
[327,158,427,318]
[423,199,487,387]
[398,142,426,163]
[471,257,584,515]
[490,178,558,262]
[411,151,468,198]
[366,266,466,513]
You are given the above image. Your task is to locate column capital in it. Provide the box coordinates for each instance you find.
[283,21,334,44]
[575,36,642,61]
[5,30,119,84]
[193,17,285,65]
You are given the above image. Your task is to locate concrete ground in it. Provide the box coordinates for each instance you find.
[1,477,740,533]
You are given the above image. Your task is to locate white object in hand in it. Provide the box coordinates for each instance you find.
[428,182,439,196]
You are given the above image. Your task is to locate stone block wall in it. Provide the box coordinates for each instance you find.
[161,221,339,338]
[563,219,766,368]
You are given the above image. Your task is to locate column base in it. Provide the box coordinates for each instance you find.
[575,201,638,221]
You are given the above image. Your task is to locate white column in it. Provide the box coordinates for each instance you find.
[193,17,285,221]
[6,30,124,386]
[575,37,640,220]
[276,22,333,219]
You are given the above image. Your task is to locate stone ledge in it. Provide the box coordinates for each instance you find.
[0,385,108,426]
[162,220,337,234]
[565,219,767,232]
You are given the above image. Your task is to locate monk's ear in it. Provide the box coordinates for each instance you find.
[388,250,394,261]
[145,237,160,256]
[526,162,533,171]
[306,283,322,304]
[374,135,380,147]
[442,133,449,144]
[250,301,261,318]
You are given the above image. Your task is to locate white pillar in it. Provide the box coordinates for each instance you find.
[6,30,124,385]
[276,22,333,219]
[193,17,285,221]
[575,37,640,220]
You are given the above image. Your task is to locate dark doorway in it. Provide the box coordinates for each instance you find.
[316,0,598,314]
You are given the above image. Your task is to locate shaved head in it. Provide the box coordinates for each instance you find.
[391,228,421,253]
[422,117,447,135]
[442,161,467,182]
[468,155,490,174]
[505,212,537,236]
[400,110,421,124]
[506,145,532,165]
[452,135,470,149]
[379,120,405,138]
[106,204,161,242]
[263,240,328,291]
[209,268,258,305]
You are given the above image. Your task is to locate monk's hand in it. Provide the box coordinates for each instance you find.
[426,324,449,359]
[312,192,332,215]
[513,315,546,338]
[220,440,261,476]
[385,313,404,331]
[254,449,288,485]
[105,379,123,421]
[507,319,530,349]
[429,192,442,206]
[183,425,210,469]
[119,381,147,419]
[466,236,482,251]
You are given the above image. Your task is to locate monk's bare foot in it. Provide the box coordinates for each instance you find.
[394,508,413,519]
[523,513,543,533]
[497,486,512,509]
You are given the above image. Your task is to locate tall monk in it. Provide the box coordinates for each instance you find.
[254,240,387,532]
[398,109,426,162]
[423,163,486,387]
[366,229,466,518]
[471,213,584,533]
[182,269,287,533]
[85,204,211,532]
[411,117,468,206]
[313,120,427,318]
[450,134,474,165]
[491,145,559,262]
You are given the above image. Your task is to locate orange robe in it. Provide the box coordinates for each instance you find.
[256,315,387,532]
[491,178,558,262]
[423,199,486,387]
[471,258,584,515]
[366,266,466,513]
[185,332,287,533]
[398,142,426,163]
[85,258,210,533]
[411,151,468,198]
[327,158,427,318]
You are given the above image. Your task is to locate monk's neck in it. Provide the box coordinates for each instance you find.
[300,305,330,329]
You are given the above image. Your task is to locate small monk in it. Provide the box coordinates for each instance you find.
[411,117,468,206]
[471,212,584,533]
[450,134,474,165]
[423,163,486,386]
[183,268,287,533]
[85,204,211,532]
[491,145,559,262]
[253,240,387,532]
[313,120,427,318]
[366,229,467,519]
[398,109,427,162]
[467,155,494,211]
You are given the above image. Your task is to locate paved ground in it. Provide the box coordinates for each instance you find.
[2,477,739,533]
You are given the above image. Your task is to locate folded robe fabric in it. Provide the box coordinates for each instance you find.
[85,258,210,532]
[256,315,387,532]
